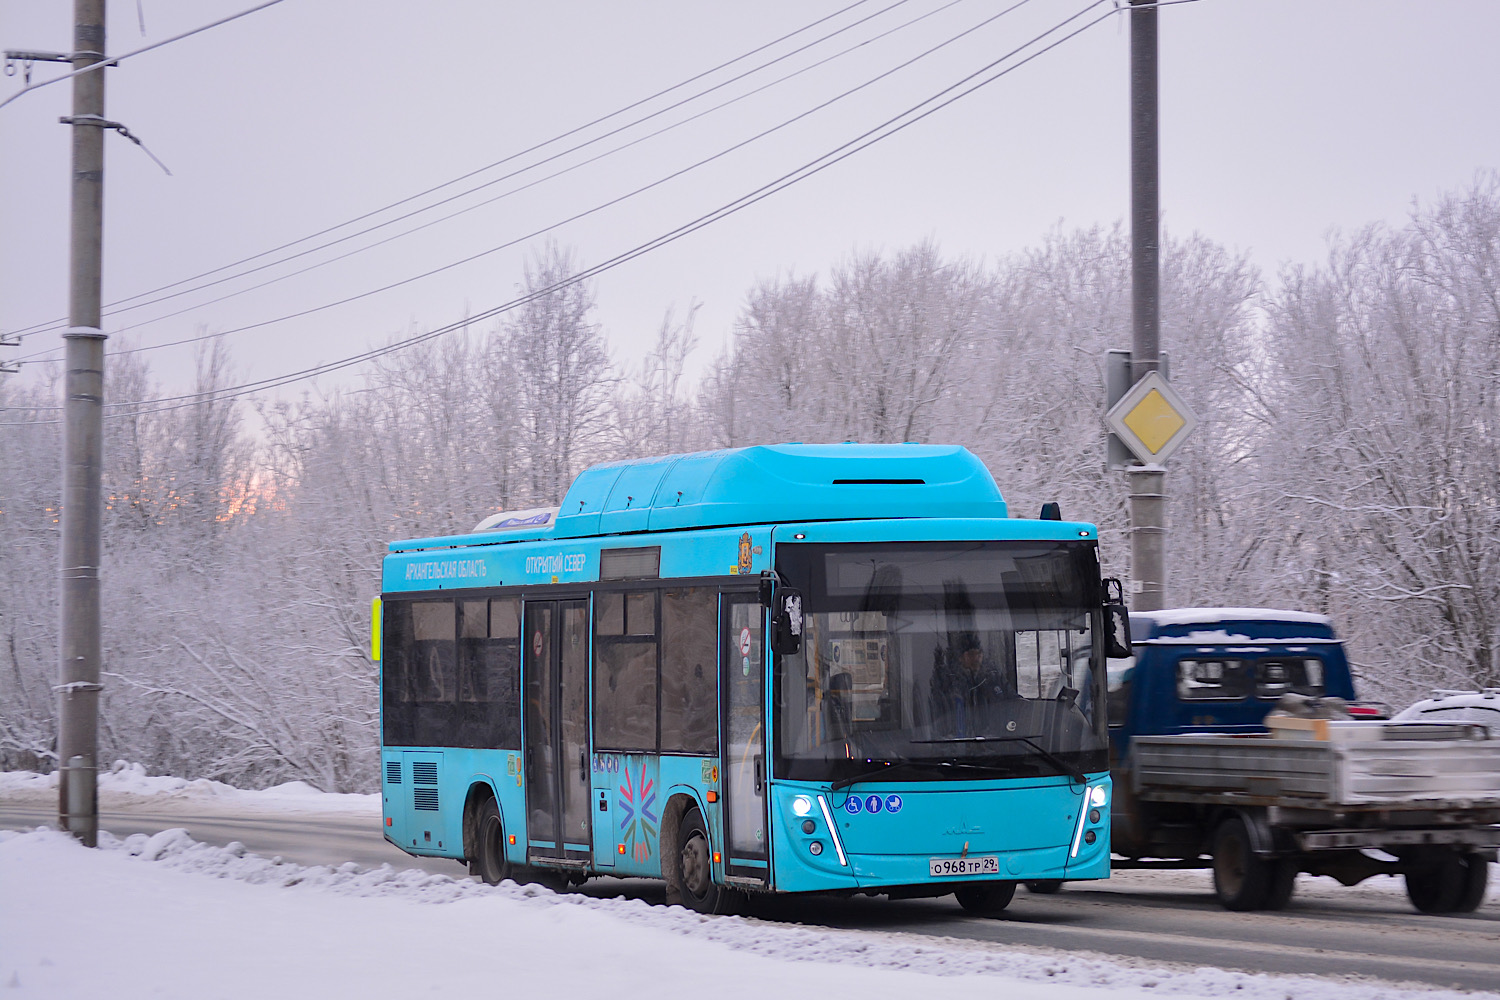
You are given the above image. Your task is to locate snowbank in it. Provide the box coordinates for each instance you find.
[0,828,1487,1000]
[0,762,378,815]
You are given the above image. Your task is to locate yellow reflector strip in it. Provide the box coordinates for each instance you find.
[370,597,382,661]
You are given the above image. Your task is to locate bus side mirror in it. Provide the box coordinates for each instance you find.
[1102,578,1131,659]
[771,589,803,656]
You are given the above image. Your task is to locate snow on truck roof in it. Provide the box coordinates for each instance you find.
[1133,608,1332,627]
[1128,608,1339,645]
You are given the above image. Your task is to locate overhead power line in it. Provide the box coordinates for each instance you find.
[1,0,1134,425]
[0,0,288,111]
[4,0,899,345]
[9,0,965,358]
[16,0,1040,371]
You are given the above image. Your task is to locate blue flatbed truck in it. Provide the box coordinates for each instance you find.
[1106,608,1500,914]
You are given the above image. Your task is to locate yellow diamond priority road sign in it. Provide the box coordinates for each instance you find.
[1104,371,1197,466]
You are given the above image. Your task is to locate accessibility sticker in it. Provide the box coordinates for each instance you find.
[864,794,883,814]
[884,794,903,813]
[845,796,862,815]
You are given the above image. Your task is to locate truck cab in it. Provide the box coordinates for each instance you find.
[1109,608,1357,753]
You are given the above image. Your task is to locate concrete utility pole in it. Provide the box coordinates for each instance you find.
[58,0,108,847]
[1128,0,1165,612]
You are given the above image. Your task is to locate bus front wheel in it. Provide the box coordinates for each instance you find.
[471,797,511,886]
[673,809,740,915]
[955,880,1017,916]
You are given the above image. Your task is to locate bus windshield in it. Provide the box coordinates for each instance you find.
[774,541,1108,783]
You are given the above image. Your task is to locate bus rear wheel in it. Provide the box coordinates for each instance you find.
[955,880,1017,915]
[673,809,739,915]
[470,797,511,886]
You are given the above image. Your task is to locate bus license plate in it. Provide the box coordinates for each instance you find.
[930,856,1000,877]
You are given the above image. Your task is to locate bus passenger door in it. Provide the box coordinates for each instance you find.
[721,594,769,883]
[523,598,593,867]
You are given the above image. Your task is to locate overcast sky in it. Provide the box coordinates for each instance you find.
[2,0,1498,401]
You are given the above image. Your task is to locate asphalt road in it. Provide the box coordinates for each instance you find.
[4,803,1497,993]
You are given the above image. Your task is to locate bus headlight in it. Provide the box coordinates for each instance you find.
[1089,785,1108,808]
[792,795,814,817]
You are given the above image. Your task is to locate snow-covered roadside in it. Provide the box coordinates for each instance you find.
[0,827,1490,1000]
[0,762,378,816]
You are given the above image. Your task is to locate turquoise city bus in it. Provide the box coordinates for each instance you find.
[375,444,1127,914]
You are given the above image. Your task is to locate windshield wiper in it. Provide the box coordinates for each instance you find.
[829,759,934,791]
[910,735,1086,784]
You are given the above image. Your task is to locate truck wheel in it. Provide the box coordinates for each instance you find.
[955,880,1018,915]
[1453,852,1489,914]
[1025,880,1064,894]
[1405,850,1465,914]
[1262,858,1298,911]
[470,797,511,885]
[1212,815,1271,911]
[672,809,740,915]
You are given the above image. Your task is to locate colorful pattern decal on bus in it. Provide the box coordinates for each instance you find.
[737,532,753,575]
[619,761,658,863]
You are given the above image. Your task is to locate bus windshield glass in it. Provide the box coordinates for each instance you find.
[774,541,1107,783]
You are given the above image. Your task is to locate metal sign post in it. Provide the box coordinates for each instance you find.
[1128,0,1165,612]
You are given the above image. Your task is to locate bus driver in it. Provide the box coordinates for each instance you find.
[930,631,1014,736]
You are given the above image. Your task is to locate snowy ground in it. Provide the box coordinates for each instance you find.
[0,761,379,815]
[1,768,1496,1000]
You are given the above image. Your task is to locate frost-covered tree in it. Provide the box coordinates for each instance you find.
[505,244,615,504]
[1263,174,1500,698]
[614,302,703,458]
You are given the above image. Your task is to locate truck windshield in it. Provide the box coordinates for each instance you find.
[773,541,1108,783]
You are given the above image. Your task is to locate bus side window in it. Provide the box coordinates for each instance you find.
[454,598,522,749]
[488,599,522,748]
[410,600,457,746]
[382,600,416,746]
[660,587,718,755]
[595,590,659,751]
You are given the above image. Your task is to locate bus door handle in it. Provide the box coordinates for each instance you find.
[754,757,764,796]
[579,749,588,783]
